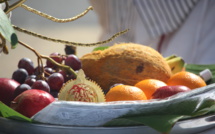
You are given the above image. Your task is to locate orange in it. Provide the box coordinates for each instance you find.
[167,71,206,89]
[105,85,147,102]
[134,79,167,99]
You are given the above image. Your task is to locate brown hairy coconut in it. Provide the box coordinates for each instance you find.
[80,43,172,92]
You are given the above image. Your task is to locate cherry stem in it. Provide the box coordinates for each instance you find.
[18,40,77,78]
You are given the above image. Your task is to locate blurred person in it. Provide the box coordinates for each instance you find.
[89,0,215,64]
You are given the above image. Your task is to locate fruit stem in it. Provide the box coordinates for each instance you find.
[40,55,77,77]
[18,41,77,78]
[18,41,46,79]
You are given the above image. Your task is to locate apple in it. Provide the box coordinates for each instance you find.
[151,85,191,99]
[0,78,20,106]
[10,89,55,118]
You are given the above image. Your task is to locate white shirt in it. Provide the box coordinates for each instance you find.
[160,0,215,64]
[89,0,215,64]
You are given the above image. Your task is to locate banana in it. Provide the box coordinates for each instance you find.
[165,55,185,74]
[164,55,177,61]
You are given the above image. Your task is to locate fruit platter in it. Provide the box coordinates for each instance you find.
[1,1,215,134]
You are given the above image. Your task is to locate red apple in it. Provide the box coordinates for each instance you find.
[10,89,55,118]
[151,85,191,99]
[0,78,20,106]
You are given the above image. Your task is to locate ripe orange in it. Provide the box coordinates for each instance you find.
[134,79,167,99]
[105,85,147,102]
[167,71,206,89]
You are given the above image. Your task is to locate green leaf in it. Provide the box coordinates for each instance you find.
[104,115,184,133]
[0,101,32,122]
[93,46,109,51]
[0,9,18,48]
[185,64,215,71]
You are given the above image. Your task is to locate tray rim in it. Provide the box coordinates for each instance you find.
[1,113,215,134]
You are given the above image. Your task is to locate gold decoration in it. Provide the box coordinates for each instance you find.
[13,25,129,47]
[20,4,93,23]
[2,0,129,49]
[5,0,26,14]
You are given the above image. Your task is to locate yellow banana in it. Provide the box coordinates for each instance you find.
[165,55,185,74]
[164,55,177,61]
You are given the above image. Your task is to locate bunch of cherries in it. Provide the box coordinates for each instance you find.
[11,52,81,98]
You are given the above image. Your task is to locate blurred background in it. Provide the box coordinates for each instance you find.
[1,0,102,78]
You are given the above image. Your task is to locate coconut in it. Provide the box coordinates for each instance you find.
[80,43,172,92]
